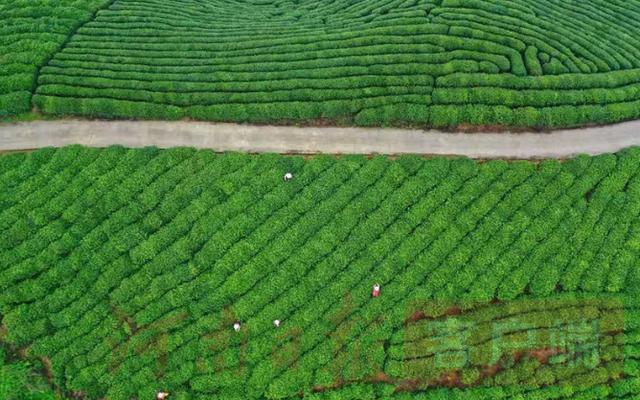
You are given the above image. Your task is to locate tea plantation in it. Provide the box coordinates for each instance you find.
[1,146,640,399]
[4,0,640,127]
[0,0,111,117]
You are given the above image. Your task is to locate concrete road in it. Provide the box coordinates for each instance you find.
[1,119,639,159]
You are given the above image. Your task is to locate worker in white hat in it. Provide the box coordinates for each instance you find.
[233,321,241,332]
[283,172,293,181]
[273,319,281,328]
[157,391,170,400]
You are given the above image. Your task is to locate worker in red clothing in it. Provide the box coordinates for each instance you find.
[372,283,381,297]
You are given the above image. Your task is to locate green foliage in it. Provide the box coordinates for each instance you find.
[1,146,640,399]
[0,346,59,400]
[0,0,113,116]
[4,0,640,127]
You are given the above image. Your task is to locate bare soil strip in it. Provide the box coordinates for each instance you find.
[1,120,640,159]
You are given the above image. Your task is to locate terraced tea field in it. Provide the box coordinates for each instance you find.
[1,146,640,399]
[3,0,640,128]
[0,0,110,117]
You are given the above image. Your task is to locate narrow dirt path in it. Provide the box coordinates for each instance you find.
[1,119,639,159]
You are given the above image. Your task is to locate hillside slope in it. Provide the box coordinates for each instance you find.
[0,0,112,117]
[1,147,640,399]
[26,0,640,128]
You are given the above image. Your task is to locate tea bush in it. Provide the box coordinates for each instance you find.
[4,0,640,128]
[1,146,640,398]
[0,0,111,116]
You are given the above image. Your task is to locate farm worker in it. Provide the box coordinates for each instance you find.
[233,322,241,332]
[372,283,381,298]
[157,392,170,400]
[284,172,293,181]
[273,319,281,328]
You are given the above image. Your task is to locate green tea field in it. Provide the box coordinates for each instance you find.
[3,0,640,128]
[1,146,640,399]
[0,0,111,117]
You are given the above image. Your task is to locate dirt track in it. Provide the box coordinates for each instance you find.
[1,119,639,158]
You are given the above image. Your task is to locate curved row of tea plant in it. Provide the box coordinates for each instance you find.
[30,0,640,128]
[1,146,640,399]
[0,0,112,117]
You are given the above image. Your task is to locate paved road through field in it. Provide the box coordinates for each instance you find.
[1,120,639,159]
